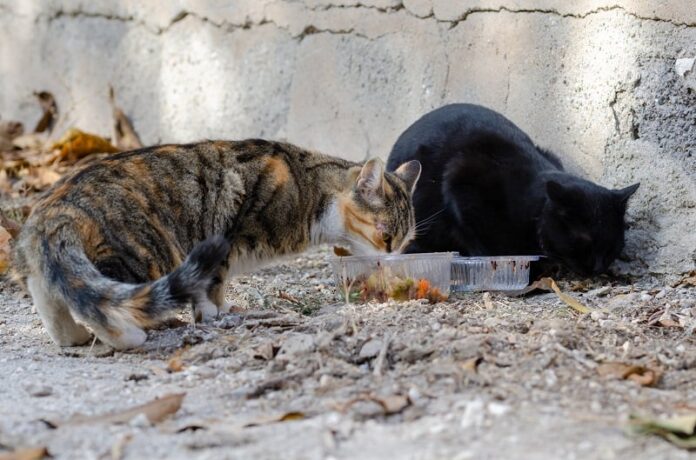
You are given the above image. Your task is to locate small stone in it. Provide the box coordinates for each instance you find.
[129,413,151,428]
[588,286,611,297]
[276,333,316,360]
[359,339,383,360]
[654,290,667,300]
[487,402,510,416]
[25,384,52,397]
[214,314,242,329]
[679,298,696,309]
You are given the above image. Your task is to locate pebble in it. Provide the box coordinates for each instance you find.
[588,286,611,297]
[359,339,383,360]
[276,333,316,360]
[24,384,52,397]
[129,413,151,428]
[654,290,667,300]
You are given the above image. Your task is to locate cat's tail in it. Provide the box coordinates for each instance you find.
[35,229,229,349]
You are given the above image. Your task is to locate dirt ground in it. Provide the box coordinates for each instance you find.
[0,247,695,459]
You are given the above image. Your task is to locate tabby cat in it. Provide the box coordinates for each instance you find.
[13,139,421,349]
[386,103,639,275]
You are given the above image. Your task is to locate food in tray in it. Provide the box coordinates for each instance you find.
[339,265,448,304]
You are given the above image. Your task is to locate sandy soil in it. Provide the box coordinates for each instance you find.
[0,247,695,459]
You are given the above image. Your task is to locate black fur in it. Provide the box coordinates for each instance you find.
[386,103,639,275]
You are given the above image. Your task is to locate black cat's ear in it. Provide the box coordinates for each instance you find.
[615,183,640,206]
[546,180,576,206]
[394,160,422,194]
[356,158,385,204]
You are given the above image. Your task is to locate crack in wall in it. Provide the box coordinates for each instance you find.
[443,5,696,28]
[36,2,696,41]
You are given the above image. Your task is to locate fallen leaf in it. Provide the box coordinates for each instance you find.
[51,128,118,163]
[0,225,12,275]
[55,393,185,426]
[337,393,410,415]
[0,447,48,460]
[333,246,352,257]
[243,411,305,428]
[11,134,45,153]
[523,278,592,314]
[672,270,696,288]
[596,362,661,387]
[33,91,57,134]
[109,86,143,151]
[630,413,696,449]
[460,356,483,373]
[481,292,494,309]
[110,434,132,460]
[253,341,276,361]
[167,356,185,373]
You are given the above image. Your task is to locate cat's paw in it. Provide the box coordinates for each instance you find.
[194,299,219,322]
[219,301,235,314]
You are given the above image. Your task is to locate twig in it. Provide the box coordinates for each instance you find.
[373,333,392,377]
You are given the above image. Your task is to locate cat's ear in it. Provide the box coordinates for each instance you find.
[615,183,640,206]
[394,160,422,194]
[356,158,385,203]
[546,180,577,207]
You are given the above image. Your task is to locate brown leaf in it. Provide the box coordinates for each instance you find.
[242,411,305,428]
[333,246,352,257]
[167,356,185,373]
[253,341,276,361]
[0,447,48,460]
[523,278,592,314]
[337,393,410,415]
[597,362,661,387]
[33,91,57,134]
[109,86,143,151]
[460,356,483,373]
[672,270,696,288]
[51,128,118,163]
[57,393,185,426]
[630,413,696,450]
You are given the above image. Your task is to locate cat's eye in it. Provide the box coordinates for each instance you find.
[383,234,393,252]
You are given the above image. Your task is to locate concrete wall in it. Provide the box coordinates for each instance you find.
[1,0,694,276]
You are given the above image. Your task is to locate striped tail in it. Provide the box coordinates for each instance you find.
[38,232,230,349]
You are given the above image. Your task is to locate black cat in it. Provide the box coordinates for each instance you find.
[386,103,639,275]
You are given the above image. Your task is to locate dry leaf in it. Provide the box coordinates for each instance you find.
[524,278,592,314]
[55,393,185,426]
[0,225,12,275]
[333,246,352,257]
[337,393,410,415]
[51,128,118,163]
[11,134,45,153]
[109,86,143,151]
[33,91,57,134]
[167,356,185,373]
[672,271,696,288]
[253,342,276,361]
[0,447,48,460]
[597,362,661,387]
[630,413,696,449]
[243,411,305,428]
[461,356,483,373]
[482,292,494,309]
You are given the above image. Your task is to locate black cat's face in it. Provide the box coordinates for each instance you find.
[539,181,639,275]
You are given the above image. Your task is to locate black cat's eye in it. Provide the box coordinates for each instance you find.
[383,234,393,252]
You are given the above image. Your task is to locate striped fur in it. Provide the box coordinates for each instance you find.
[13,140,421,349]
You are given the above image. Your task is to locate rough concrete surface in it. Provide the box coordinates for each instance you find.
[0,0,694,274]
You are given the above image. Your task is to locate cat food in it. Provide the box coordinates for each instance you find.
[451,256,541,292]
[330,253,455,304]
